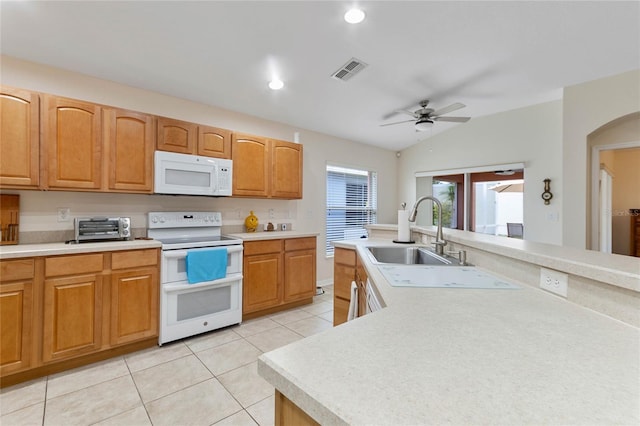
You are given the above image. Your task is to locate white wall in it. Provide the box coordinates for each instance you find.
[562,70,640,249]
[0,56,399,282]
[398,101,563,245]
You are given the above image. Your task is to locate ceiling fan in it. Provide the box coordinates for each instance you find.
[381,100,471,131]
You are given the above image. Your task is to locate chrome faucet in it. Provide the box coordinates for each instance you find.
[408,196,447,255]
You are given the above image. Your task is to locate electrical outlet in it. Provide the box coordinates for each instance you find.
[539,267,568,297]
[268,208,275,219]
[57,208,71,222]
[279,223,291,231]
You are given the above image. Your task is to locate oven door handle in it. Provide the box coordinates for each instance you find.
[163,274,243,292]
[162,245,243,259]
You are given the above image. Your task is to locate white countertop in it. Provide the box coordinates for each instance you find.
[371,224,640,292]
[258,238,640,425]
[0,239,162,259]
[227,231,319,241]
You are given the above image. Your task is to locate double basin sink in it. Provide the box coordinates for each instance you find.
[366,245,519,289]
[366,245,464,266]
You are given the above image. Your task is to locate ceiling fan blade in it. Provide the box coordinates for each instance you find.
[380,119,415,127]
[433,116,470,123]
[394,109,418,118]
[431,102,466,117]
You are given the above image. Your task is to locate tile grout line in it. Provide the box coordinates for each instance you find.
[121,354,154,426]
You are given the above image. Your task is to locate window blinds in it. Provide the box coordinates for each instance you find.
[326,165,377,256]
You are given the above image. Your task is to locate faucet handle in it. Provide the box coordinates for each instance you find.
[446,249,467,265]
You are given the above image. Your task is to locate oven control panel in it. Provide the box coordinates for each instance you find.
[148,211,222,228]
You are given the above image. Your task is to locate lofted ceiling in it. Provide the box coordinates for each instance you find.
[1,1,638,151]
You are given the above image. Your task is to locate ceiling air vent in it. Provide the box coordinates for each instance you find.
[331,57,368,82]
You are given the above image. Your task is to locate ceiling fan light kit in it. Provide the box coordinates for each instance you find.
[415,119,434,131]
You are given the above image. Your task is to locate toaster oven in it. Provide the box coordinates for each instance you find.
[73,217,131,243]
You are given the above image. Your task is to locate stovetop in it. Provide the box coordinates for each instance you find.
[147,211,241,250]
[156,235,242,250]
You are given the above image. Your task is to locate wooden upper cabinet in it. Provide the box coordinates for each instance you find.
[0,86,40,188]
[157,117,232,159]
[104,108,154,193]
[44,95,102,190]
[198,125,232,159]
[232,133,270,197]
[232,134,303,199]
[156,117,197,154]
[272,139,302,199]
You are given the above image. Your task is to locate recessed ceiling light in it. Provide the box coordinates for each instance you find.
[269,78,284,90]
[344,8,365,24]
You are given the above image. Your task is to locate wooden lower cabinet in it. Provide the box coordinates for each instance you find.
[332,247,367,326]
[283,238,316,302]
[0,258,36,376]
[243,250,283,314]
[333,248,356,326]
[42,274,103,363]
[0,279,33,375]
[110,267,158,346]
[275,391,319,426]
[0,248,160,387]
[243,237,316,318]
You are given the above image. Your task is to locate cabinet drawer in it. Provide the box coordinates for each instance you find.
[334,248,356,266]
[45,253,104,277]
[1,259,35,281]
[112,249,158,270]
[244,239,283,256]
[284,237,316,252]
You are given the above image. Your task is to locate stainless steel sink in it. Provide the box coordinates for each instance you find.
[367,246,461,266]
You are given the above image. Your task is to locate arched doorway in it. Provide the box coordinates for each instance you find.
[587,112,640,256]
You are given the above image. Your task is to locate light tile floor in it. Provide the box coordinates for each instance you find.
[0,286,334,426]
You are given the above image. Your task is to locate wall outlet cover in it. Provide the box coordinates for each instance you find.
[57,208,71,222]
[279,223,291,231]
[539,267,568,297]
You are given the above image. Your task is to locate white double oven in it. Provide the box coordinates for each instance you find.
[148,212,243,345]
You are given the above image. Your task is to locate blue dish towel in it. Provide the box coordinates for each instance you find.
[185,248,228,284]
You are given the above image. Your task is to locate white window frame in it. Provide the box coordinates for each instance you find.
[326,164,378,256]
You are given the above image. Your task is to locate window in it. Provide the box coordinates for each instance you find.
[326,165,377,256]
[416,162,525,236]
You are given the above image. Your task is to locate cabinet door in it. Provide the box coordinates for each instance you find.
[42,274,103,363]
[271,139,302,199]
[198,125,231,158]
[0,87,40,188]
[44,95,102,189]
[333,248,356,326]
[110,267,158,346]
[243,253,282,314]
[104,108,154,193]
[232,133,269,197]
[0,280,33,375]
[283,249,316,302]
[157,117,197,154]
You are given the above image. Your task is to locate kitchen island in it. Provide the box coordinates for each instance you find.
[257,227,639,425]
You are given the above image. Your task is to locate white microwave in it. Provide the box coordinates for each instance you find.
[154,151,233,196]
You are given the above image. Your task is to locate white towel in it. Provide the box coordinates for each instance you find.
[347,281,358,321]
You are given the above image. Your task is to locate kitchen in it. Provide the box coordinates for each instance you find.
[1,1,639,425]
